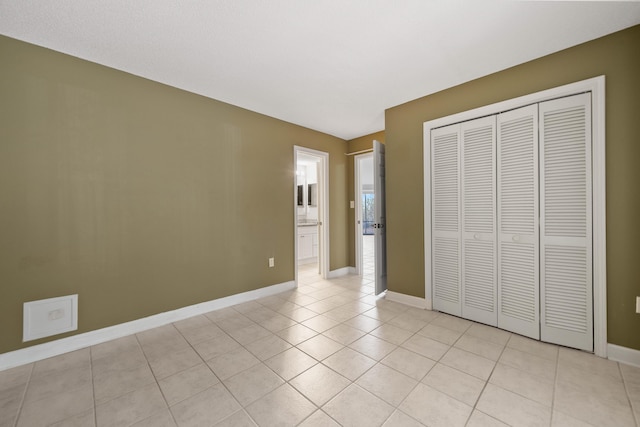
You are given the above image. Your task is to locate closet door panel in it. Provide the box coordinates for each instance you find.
[431,124,461,315]
[497,105,540,339]
[540,93,593,351]
[461,116,497,325]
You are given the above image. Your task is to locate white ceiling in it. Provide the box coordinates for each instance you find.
[1,1,639,140]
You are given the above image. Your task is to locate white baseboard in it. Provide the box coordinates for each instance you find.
[385,291,428,309]
[607,343,640,368]
[0,280,295,372]
[328,267,353,278]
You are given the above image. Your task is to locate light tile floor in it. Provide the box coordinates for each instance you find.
[2,264,639,426]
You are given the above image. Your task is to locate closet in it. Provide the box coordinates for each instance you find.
[430,93,593,352]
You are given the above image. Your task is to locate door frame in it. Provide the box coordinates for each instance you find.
[294,146,330,283]
[423,76,607,357]
[354,152,373,276]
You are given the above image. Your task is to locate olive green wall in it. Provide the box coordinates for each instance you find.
[0,35,349,354]
[385,25,640,350]
[346,131,385,266]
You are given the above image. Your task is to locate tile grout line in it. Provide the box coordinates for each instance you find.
[11,362,34,427]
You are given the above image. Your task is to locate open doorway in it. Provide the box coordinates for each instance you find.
[355,153,375,282]
[294,146,329,285]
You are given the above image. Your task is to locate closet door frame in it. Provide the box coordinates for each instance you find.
[423,76,607,357]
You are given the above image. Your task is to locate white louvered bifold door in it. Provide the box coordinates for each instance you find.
[431,124,461,316]
[540,94,593,351]
[497,105,540,339]
[461,116,497,326]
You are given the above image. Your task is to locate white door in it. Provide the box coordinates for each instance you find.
[540,93,593,351]
[431,124,461,315]
[373,140,387,295]
[497,104,540,339]
[461,116,497,326]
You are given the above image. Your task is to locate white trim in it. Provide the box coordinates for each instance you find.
[385,291,428,309]
[327,267,353,278]
[294,146,330,283]
[607,344,640,368]
[0,280,295,372]
[423,76,607,356]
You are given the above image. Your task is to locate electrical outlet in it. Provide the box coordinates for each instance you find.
[636,296,640,314]
[268,257,275,268]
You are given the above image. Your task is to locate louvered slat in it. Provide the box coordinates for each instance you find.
[540,93,593,352]
[461,116,497,326]
[431,124,461,316]
[497,104,539,339]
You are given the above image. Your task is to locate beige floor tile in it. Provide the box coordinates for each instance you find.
[245,384,316,427]
[362,307,400,322]
[554,379,636,426]
[244,334,291,361]
[343,314,383,332]
[551,410,595,427]
[264,347,317,381]
[302,315,340,333]
[215,314,255,333]
[423,363,485,406]
[429,314,472,333]
[506,334,558,361]
[224,363,284,406]
[95,383,166,427]
[170,384,240,427]
[49,408,96,427]
[349,334,397,361]
[158,363,219,406]
[323,347,376,381]
[290,363,350,406]
[440,347,495,380]
[297,334,344,361]
[382,410,425,426]
[17,383,94,427]
[417,323,463,346]
[214,410,257,427]
[0,383,27,425]
[204,307,241,323]
[403,308,440,323]
[276,323,318,345]
[228,323,273,346]
[498,347,556,381]
[399,383,472,427]
[455,334,504,361]
[91,335,140,362]
[147,346,203,380]
[206,347,260,380]
[260,313,297,332]
[370,324,413,345]
[176,321,225,345]
[557,362,629,405]
[93,362,156,404]
[234,301,264,314]
[24,364,92,404]
[131,409,176,427]
[285,307,319,322]
[477,384,551,427]
[192,332,240,360]
[558,347,621,380]
[324,384,395,427]
[323,306,361,323]
[322,323,367,345]
[387,313,427,333]
[489,363,553,406]
[32,349,90,378]
[91,346,147,377]
[401,335,450,361]
[137,326,189,359]
[465,410,509,427]
[356,363,418,407]
[381,348,436,381]
[299,411,341,426]
[465,323,511,346]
